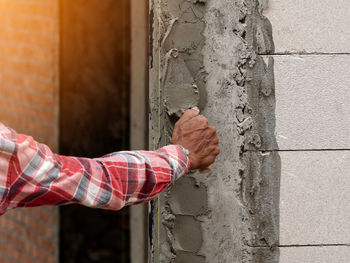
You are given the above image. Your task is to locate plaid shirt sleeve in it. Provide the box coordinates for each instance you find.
[0,123,190,215]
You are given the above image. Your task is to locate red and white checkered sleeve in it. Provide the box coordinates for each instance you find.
[93,145,191,208]
[0,122,190,214]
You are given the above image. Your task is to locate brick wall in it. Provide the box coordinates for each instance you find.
[0,0,59,262]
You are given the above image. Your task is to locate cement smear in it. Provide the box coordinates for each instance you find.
[163,49,200,117]
[149,0,280,262]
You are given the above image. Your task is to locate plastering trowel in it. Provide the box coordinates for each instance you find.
[163,49,211,174]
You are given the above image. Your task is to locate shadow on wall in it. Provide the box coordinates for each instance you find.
[245,2,281,262]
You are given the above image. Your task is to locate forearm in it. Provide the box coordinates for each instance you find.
[93,145,190,209]
[0,123,190,215]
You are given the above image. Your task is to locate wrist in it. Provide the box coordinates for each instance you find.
[177,144,190,156]
[175,144,192,172]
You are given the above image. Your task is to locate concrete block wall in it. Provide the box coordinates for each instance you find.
[0,0,59,262]
[263,0,350,261]
[149,0,350,262]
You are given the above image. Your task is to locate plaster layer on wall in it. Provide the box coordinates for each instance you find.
[149,1,208,261]
[149,1,278,262]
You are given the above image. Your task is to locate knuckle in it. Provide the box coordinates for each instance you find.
[209,125,216,132]
[205,130,214,139]
[198,115,208,124]
[210,156,216,164]
[212,138,219,145]
[209,125,216,134]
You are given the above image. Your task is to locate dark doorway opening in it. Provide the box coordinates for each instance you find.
[59,1,130,262]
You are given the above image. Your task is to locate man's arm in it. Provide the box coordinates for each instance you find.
[0,109,219,215]
[0,124,189,215]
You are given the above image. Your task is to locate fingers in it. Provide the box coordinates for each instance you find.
[204,125,217,139]
[176,109,200,126]
[212,145,220,155]
[172,110,220,170]
[211,136,219,145]
[181,115,209,133]
[198,131,220,169]
[193,115,209,126]
[207,145,220,155]
[201,155,217,168]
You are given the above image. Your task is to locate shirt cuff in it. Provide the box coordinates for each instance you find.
[157,145,191,183]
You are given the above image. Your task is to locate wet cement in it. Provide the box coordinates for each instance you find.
[149,0,280,262]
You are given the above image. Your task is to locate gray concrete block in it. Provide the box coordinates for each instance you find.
[280,246,350,263]
[271,55,350,150]
[264,0,350,53]
[279,151,350,245]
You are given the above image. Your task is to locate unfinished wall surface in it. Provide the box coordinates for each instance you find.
[0,1,59,262]
[150,0,350,262]
[149,0,278,262]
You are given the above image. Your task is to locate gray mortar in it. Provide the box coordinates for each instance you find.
[149,0,279,262]
[149,1,208,262]
[163,49,200,117]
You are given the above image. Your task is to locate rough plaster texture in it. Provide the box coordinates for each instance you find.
[279,151,350,245]
[263,0,350,54]
[279,246,350,263]
[150,0,350,262]
[257,55,350,151]
[149,0,279,262]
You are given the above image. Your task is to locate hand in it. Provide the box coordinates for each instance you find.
[172,109,220,170]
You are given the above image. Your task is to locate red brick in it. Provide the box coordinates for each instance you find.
[26,207,57,225]
[0,28,56,49]
[0,43,55,65]
[0,86,55,108]
[0,57,55,79]
[0,14,56,34]
[0,71,55,94]
[0,97,55,124]
[0,2,57,18]
[0,1,58,262]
